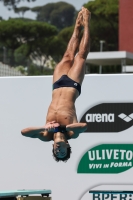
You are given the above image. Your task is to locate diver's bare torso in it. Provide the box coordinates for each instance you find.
[46,87,79,125]
[21,86,86,142]
[41,87,80,141]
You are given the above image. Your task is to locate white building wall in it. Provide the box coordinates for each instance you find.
[0,75,133,200]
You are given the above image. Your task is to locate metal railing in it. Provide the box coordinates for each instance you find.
[0,62,24,76]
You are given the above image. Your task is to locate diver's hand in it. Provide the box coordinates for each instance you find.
[44,121,60,132]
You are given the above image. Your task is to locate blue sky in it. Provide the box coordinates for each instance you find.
[0,0,93,20]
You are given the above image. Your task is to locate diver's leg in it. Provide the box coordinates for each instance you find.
[53,11,83,83]
[68,7,91,85]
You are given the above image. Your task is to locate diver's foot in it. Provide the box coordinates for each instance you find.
[75,10,83,28]
[82,6,91,26]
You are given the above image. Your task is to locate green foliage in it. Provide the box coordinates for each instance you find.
[32,2,76,30]
[0,0,120,74]
[28,64,54,76]
[89,64,121,74]
[14,6,30,17]
[9,17,34,22]
[84,0,118,51]
[51,26,74,60]
[58,26,74,43]
[16,65,27,75]
[14,44,29,65]
[0,19,58,66]
[48,36,66,62]
[31,6,42,14]
[0,0,36,9]
[0,45,3,62]
[0,19,57,46]
[47,26,76,62]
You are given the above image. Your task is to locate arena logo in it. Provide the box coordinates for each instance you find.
[118,113,133,122]
[80,103,133,132]
[86,113,114,122]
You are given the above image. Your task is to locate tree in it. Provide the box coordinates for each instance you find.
[30,6,42,15]
[47,36,66,62]
[0,19,57,66]
[56,26,74,55]
[14,6,30,17]
[85,0,118,51]
[32,2,76,30]
[0,0,36,9]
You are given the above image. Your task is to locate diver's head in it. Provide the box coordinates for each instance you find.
[52,132,72,162]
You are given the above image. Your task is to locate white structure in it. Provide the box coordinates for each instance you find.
[0,75,133,200]
[86,51,133,73]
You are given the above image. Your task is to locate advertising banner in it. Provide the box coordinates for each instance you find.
[82,185,133,200]
[78,144,133,174]
[0,74,133,200]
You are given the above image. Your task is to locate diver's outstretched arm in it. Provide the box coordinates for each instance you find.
[66,122,87,138]
[21,126,46,138]
[21,122,60,140]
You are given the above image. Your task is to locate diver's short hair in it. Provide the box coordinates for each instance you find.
[52,146,72,162]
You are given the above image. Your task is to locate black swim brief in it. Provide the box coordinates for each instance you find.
[53,75,81,95]
[54,126,67,133]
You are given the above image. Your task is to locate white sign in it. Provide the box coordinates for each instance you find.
[0,75,133,200]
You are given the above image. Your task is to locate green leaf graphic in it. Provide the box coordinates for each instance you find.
[77,144,133,174]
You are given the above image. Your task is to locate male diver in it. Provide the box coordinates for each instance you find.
[21,7,91,162]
